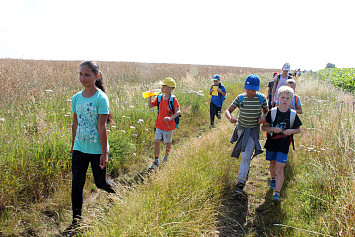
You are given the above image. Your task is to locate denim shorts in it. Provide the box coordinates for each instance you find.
[266,150,288,163]
[155,128,173,143]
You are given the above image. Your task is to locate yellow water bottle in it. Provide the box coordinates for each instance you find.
[142,89,160,98]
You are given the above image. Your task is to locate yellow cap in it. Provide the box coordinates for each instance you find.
[161,77,176,88]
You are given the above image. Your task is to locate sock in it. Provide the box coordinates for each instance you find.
[274,191,280,196]
[271,177,276,181]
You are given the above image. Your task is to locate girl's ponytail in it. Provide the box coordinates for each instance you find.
[80,61,113,124]
[95,72,106,93]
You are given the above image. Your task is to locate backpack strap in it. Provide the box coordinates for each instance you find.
[276,74,281,85]
[239,93,263,107]
[271,107,277,124]
[268,107,278,137]
[238,94,244,108]
[168,95,176,114]
[290,109,296,128]
[290,109,297,150]
[294,95,299,110]
[157,94,163,114]
[257,93,263,106]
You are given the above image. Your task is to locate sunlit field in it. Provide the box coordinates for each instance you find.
[0,59,273,218]
[0,59,354,236]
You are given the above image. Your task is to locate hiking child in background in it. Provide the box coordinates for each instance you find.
[209,74,226,128]
[267,72,278,109]
[147,77,181,170]
[262,86,302,204]
[225,74,268,194]
[64,61,117,235]
[278,79,302,114]
[271,63,293,107]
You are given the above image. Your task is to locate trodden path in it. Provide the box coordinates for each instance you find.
[216,150,277,236]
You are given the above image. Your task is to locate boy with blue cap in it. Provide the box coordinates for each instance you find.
[209,74,226,128]
[225,74,269,194]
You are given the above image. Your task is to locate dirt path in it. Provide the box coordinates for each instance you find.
[216,150,273,236]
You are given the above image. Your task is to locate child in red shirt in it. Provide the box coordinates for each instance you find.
[147,77,181,169]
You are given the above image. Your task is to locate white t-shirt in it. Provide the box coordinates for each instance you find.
[273,75,289,102]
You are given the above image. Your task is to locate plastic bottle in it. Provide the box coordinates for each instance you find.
[142,89,160,98]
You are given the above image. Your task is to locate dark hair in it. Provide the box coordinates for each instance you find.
[80,61,113,124]
[80,61,106,92]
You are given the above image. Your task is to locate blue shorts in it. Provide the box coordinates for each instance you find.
[266,150,288,163]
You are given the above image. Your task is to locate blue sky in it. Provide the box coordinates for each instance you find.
[0,0,354,71]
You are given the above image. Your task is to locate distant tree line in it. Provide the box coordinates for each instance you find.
[326,63,336,68]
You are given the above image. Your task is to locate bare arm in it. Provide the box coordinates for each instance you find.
[98,114,109,169]
[295,104,302,114]
[148,96,154,108]
[271,79,277,105]
[217,88,226,96]
[261,123,283,133]
[283,126,301,136]
[225,105,238,123]
[258,107,269,124]
[71,114,78,154]
[163,107,181,123]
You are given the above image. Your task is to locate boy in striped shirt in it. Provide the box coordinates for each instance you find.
[225,74,269,194]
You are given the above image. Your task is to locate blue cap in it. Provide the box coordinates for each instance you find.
[212,74,220,80]
[244,74,260,91]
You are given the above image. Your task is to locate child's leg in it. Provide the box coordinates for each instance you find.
[269,160,276,178]
[71,150,90,221]
[237,136,255,184]
[275,161,286,192]
[210,102,217,125]
[274,152,288,192]
[165,142,171,155]
[154,139,161,158]
[90,154,117,193]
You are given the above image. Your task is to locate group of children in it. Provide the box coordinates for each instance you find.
[64,61,302,234]
[225,62,303,204]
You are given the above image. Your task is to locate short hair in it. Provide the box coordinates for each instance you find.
[278,85,294,98]
[285,79,296,86]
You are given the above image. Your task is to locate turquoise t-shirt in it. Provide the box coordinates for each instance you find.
[72,89,110,154]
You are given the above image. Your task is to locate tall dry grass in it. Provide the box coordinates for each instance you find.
[0,58,275,235]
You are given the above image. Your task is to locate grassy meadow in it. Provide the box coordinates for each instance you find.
[0,59,354,236]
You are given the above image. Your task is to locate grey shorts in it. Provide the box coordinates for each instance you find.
[155,128,173,143]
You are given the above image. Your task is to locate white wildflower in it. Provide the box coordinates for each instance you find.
[137,119,144,124]
[66,99,72,102]
[132,153,136,156]
[0,118,4,122]
[122,115,126,118]
[130,126,135,129]
[130,105,135,108]
[45,89,53,93]
[132,134,138,137]
[111,125,116,128]
[120,130,126,133]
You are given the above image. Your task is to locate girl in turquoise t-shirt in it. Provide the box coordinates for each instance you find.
[64,61,117,235]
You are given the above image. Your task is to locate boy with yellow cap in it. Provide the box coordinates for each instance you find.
[147,77,181,169]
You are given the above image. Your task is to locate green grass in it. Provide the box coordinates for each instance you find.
[318,68,355,93]
[1,59,354,236]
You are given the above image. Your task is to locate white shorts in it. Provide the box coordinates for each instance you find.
[155,128,173,143]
